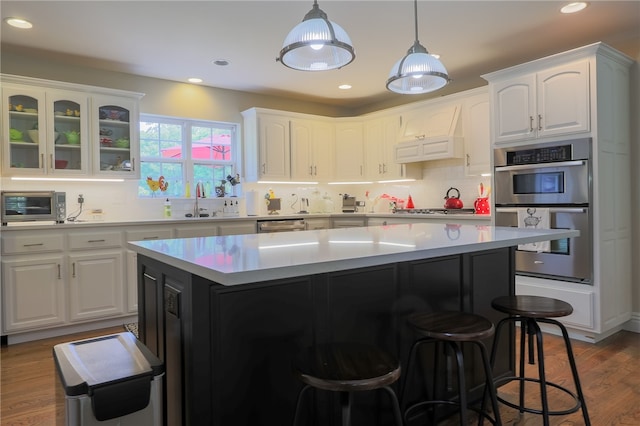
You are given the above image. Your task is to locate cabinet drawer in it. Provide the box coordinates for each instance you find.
[68,231,122,250]
[2,233,64,255]
[126,228,173,242]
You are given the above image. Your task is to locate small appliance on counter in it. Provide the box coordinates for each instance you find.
[266,198,281,215]
[1,191,66,225]
[341,194,356,213]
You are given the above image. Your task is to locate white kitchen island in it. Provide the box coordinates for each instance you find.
[128,224,577,426]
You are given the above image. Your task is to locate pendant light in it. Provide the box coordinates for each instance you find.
[387,0,449,94]
[277,0,355,71]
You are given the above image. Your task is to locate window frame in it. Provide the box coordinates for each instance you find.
[139,113,239,198]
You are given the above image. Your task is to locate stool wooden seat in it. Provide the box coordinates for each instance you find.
[402,311,501,425]
[292,342,403,426]
[489,295,590,426]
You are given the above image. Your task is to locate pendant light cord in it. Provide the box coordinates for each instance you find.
[413,0,419,44]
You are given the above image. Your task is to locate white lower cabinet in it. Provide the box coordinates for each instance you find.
[68,250,124,321]
[305,218,331,230]
[331,217,366,228]
[2,255,66,331]
[217,221,256,235]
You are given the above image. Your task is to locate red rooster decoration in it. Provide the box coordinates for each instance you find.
[146,176,169,196]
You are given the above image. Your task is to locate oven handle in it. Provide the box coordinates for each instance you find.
[494,160,586,172]
[495,207,587,214]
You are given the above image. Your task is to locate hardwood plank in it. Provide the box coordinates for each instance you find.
[1,327,638,425]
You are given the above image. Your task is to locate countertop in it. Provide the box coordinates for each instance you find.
[128,223,577,286]
[0,212,490,231]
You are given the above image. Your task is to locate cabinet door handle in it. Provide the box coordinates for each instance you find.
[72,262,76,278]
[143,273,157,282]
[529,116,534,132]
[131,157,136,172]
[57,264,61,279]
[466,154,470,166]
[143,236,159,240]
[87,239,106,243]
[538,114,543,131]
[23,243,44,247]
[360,165,363,176]
[262,163,266,174]
[40,153,44,169]
[382,163,387,173]
[415,134,426,140]
[314,165,317,175]
[378,164,382,174]
[309,165,313,175]
[50,154,54,169]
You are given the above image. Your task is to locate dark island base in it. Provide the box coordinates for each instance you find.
[137,247,515,426]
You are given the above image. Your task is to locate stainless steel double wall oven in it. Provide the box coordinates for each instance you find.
[494,138,592,283]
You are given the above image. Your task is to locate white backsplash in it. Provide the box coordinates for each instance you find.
[0,160,490,221]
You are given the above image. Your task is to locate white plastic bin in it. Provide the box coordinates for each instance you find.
[54,332,164,426]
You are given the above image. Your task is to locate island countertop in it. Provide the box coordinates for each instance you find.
[128,223,578,286]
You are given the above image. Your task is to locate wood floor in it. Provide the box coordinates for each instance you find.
[1,327,638,425]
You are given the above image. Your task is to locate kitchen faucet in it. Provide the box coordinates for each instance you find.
[193,182,204,217]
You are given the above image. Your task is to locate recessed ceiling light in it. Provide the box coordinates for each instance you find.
[4,17,33,29]
[338,84,352,90]
[561,2,588,14]
[187,78,203,83]
[212,59,230,66]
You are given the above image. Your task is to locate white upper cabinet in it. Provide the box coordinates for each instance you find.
[394,103,463,162]
[290,118,334,181]
[3,85,90,175]
[1,74,142,178]
[462,90,491,176]
[364,114,421,181]
[334,121,365,181]
[242,109,291,182]
[92,94,140,178]
[487,59,590,144]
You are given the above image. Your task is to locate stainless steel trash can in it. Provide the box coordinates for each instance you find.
[54,332,164,426]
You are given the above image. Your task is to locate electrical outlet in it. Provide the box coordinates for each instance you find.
[78,194,84,204]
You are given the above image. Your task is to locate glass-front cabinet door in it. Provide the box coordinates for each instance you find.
[49,90,89,174]
[3,86,47,174]
[93,94,138,177]
[2,86,89,175]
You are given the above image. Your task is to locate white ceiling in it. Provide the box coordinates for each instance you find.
[1,1,639,110]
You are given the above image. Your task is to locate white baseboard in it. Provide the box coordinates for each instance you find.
[623,312,640,333]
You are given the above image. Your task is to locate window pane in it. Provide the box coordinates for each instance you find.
[192,125,232,161]
[139,162,184,197]
[140,121,183,159]
[193,164,235,197]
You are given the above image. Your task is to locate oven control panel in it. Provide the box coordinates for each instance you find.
[507,144,571,165]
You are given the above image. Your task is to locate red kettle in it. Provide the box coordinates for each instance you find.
[444,187,464,209]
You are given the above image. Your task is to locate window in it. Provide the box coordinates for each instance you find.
[139,114,238,198]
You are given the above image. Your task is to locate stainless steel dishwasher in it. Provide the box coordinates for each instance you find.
[257,218,306,233]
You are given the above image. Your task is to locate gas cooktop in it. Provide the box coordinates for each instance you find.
[395,208,477,215]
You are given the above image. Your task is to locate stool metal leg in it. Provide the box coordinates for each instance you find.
[539,318,591,426]
[530,319,550,426]
[450,341,469,425]
[475,340,502,426]
[381,385,404,426]
[340,392,353,426]
[292,385,312,426]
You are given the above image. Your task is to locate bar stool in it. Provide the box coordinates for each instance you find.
[402,311,502,425]
[292,342,403,426]
[489,295,590,426]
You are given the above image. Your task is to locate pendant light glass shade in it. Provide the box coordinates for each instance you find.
[387,0,449,94]
[277,1,355,71]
